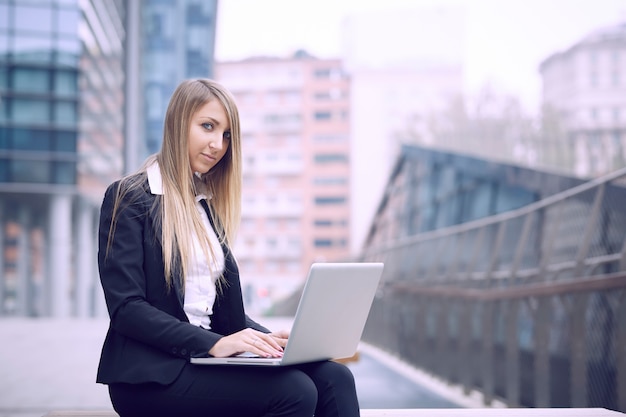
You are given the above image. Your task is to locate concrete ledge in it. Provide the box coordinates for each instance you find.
[42,408,625,416]
[359,410,625,416]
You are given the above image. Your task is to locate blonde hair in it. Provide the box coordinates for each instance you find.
[109,79,242,289]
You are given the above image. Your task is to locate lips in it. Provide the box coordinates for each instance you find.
[202,153,217,162]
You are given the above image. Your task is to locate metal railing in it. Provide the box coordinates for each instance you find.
[357,167,626,412]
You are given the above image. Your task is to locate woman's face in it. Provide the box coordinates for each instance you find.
[188,99,231,174]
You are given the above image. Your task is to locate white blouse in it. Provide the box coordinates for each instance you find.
[183,194,224,329]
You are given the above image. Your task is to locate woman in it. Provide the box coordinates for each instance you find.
[97,79,360,417]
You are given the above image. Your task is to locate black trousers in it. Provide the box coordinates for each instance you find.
[108,360,360,417]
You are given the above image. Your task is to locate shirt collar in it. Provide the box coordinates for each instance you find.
[147,161,209,202]
[146,161,164,195]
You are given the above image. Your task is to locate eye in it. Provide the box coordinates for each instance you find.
[201,122,213,130]
[223,131,232,141]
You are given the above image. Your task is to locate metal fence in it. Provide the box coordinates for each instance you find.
[357,167,626,412]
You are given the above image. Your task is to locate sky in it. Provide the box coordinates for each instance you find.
[215,0,626,114]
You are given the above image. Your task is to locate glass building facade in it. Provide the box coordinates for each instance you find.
[125,0,218,171]
[0,0,125,317]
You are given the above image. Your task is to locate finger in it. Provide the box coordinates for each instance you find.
[252,335,283,357]
[269,333,288,348]
[261,333,285,351]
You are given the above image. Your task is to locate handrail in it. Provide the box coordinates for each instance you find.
[358,164,626,411]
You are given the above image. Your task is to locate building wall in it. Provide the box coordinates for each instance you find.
[215,54,351,311]
[540,23,626,178]
[0,0,125,317]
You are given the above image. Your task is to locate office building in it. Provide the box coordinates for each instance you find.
[215,53,351,310]
[124,0,219,172]
[0,0,125,316]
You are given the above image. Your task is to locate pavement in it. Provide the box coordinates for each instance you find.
[0,316,483,417]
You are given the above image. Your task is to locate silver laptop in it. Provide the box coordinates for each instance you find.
[190,262,384,366]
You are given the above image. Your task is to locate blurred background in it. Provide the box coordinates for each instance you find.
[1,0,626,414]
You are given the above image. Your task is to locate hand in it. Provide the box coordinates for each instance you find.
[269,329,290,349]
[209,328,284,358]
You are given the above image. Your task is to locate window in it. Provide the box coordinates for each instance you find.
[0,66,7,90]
[314,68,331,78]
[14,34,53,62]
[54,70,78,96]
[314,220,333,227]
[0,3,8,29]
[314,88,343,101]
[14,68,49,93]
[314,92,331,100]
[11,158,50,183]
[15,4,53,33]
[314,111,331,121]
[314,238,347,248]
[54,101,76,126]
[313,176,348,185]
[312,134,348,143]
[314,154,348,164]
[314,219,348,227]
[13,128,51,151]
[57,8,80,35]
[54,161,76,184]
[0,127,7,149]
[315,196,346,205]
[11,99,50,124]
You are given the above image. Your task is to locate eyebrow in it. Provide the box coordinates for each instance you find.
[197,116,228,127]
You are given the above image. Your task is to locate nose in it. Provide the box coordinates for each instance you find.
[209,136,223,151]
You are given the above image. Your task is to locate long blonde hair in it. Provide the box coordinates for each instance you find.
[109,79,242,289]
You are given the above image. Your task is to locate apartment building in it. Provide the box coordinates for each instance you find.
[540,22,626,177]
[215,53,351,310]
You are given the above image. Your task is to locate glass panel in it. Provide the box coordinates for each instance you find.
[13,68,49,93]
[55,130,76,152]
[11,159,50,183]
[54,161,75,184]
[0,158,8,181]
[56,37,80,57]
[0,127,8,149]
[54,101,76,126]
[0,94,6,122]
[54,70,77,95]
[57,8,79,35]
[0,33,9,56]
[11,99,50,124]
[0,4,8,29]
[0,66,7,89]
[13,128,51,151]
[13,35,53,62]
[15,5,52,33]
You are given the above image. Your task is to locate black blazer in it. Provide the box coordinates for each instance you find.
[96,175,268,385]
